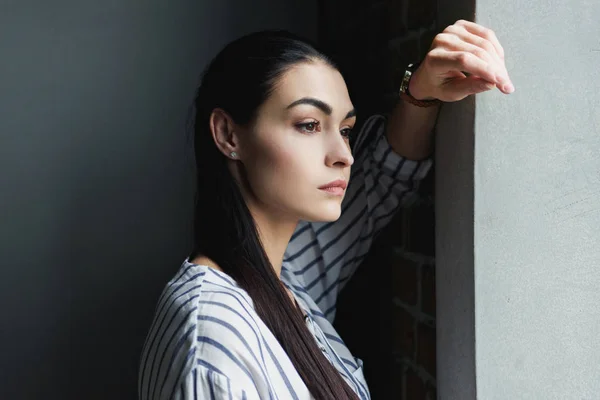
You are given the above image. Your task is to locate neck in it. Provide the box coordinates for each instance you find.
[231,164,298,277]
[249,205,298,278]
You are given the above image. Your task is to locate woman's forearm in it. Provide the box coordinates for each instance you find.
[385,97,440,161]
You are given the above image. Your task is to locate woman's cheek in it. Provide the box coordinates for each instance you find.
[282,146,318,184]
[251,143,296,193]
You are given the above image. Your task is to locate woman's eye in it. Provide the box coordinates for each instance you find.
[340,128,353,138]
[297,121,320,134]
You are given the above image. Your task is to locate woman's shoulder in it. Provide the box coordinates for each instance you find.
[175,260,274,395]
[143,259,260,355]
[140,259,259,386]
[139,259,264,398]
[162,258,257,320]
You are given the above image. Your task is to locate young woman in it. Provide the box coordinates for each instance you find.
[139,20,513,400]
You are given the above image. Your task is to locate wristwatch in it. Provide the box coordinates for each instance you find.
[399,63,418,96]
[398,63,441,108]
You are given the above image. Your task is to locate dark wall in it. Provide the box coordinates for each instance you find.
[0,1,316,399]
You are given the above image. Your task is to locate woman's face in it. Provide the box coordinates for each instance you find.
[237,60,356,223]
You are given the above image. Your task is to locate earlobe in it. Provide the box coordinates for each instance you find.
[209,108,241,159]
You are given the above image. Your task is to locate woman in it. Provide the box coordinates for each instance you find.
[139,20,513,400]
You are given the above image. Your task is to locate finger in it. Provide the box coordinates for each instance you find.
[454,19,505,60]
[441,75,496,101]
[434,33,498,69]
[442,26,503,63]
[434,32,510,88]
[429,48,498,85]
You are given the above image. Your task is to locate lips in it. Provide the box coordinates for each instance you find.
[319,179,347,196]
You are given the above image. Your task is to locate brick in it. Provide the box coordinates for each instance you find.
[393,361,407,399]
[416,323,436,378]
[426,383,437,400]
[388,37,420,69]
[405,368,427,400]
[421,264,436,316]
[406,0,437,31]
[392,256,419,306]
[392,306,417,359]
[386,0,409,38]
[399,202,435,257]
[328,2,389,53]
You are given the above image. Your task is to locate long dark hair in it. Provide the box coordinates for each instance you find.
[189,30,360,400]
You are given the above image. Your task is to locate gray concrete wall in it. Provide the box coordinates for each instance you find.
[0,1,316,399]
[436,0,600,399]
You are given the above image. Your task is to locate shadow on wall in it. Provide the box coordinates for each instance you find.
[1,1,316,399]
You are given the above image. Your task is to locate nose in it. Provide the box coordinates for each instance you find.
[325,134,354,169]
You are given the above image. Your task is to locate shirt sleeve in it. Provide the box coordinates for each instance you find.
[284,114,433,322]
[172,366,251,400]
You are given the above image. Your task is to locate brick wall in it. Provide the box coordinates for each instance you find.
[392,185,436,400]
[319,0,438,398]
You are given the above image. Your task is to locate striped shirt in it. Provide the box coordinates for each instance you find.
[138,114,432,399]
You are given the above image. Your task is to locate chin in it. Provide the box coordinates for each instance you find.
[301,204,342,222]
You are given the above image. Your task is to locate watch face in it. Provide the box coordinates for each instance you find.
[400,69,412,93]
[393,63,417,95]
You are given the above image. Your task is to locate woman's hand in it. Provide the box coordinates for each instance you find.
[409,19,515,103]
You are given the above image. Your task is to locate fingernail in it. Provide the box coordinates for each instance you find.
[504,83,515,93]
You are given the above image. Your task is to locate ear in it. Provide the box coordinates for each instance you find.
[209,108,242,160]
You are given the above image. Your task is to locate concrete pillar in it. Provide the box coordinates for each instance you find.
[435,0,600,398]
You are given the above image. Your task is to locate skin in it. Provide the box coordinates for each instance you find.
[193,19,515,305]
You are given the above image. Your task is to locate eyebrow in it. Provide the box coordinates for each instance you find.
[286,97,356,120]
